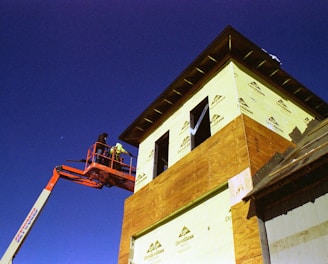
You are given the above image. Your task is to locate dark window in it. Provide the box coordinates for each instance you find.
[154,131,169,178]
[190,97,210,149]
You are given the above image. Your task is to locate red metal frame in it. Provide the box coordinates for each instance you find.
[58,143,136,192]
[0,143,136,264]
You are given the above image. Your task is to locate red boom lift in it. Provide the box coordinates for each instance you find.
[0,143,136,264]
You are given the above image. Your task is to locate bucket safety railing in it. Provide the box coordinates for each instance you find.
[85,143,136,176]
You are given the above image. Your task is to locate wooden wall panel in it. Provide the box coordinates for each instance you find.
[119,115,250,263]
[232,201,263,264]
[231,115,294,264]
[243,115,294,175]
[118,115,294,263]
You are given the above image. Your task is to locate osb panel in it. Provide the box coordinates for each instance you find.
[118,115,250,263]
[243,115,294,175]
[118,115,294,263]
[231,115,294,264]
[240,255,263,264]
[232,201,263,264]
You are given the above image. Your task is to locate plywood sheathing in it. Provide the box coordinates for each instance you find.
[119,115,294,263]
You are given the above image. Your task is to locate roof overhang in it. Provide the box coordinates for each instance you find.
[120,25,328,147]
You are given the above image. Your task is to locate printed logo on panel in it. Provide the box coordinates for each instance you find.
[276,99,292,114]
[210,94,225,108]
[266,116,284,133]
[144,240,164,260]
[268,116,279,126]
[179,121,190,135]
[178,136,190,153]
[146,149,154,162]
[136,172,147,185]
[248,81,265,96]
[239,98,254,115]
[225,209,232,222]
[304,117,312,125]
[211,114,224,126]
[176,226,194,246]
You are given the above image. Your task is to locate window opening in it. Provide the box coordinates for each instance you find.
[154,131,169,178]
[190,97,210,149]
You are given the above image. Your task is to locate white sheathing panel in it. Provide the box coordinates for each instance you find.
[135,62,240,192]
[228,168,252,206]
[265,193,328,264]
[233,63,315,140]
[131,189,235,263]
[134,143,155,192]
[169,114,190,162]
[208,63,240,135]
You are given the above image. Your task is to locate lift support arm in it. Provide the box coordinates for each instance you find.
[1,145,136,263]
[0,168,61,264]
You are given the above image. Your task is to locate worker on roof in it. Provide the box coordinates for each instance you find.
[95,132,108,163]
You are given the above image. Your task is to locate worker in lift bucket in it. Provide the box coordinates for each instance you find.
[110,143,132,170]
[95,132,108,164]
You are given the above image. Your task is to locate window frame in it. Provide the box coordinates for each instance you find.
[153,131,169,178]
[190,97,211,149]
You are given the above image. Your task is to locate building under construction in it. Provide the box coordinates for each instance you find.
[117,26,328,263]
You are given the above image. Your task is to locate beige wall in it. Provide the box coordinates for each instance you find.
[234,62,314,140]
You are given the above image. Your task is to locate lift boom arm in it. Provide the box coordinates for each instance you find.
[0,168,60,264]
[0,143,136,264]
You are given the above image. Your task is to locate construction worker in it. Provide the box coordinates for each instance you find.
[110,143,132,170]
[95,132,108,163]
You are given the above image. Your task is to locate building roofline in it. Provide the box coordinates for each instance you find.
[120,25,328,147]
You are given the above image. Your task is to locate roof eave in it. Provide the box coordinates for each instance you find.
[120,26,328,147]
